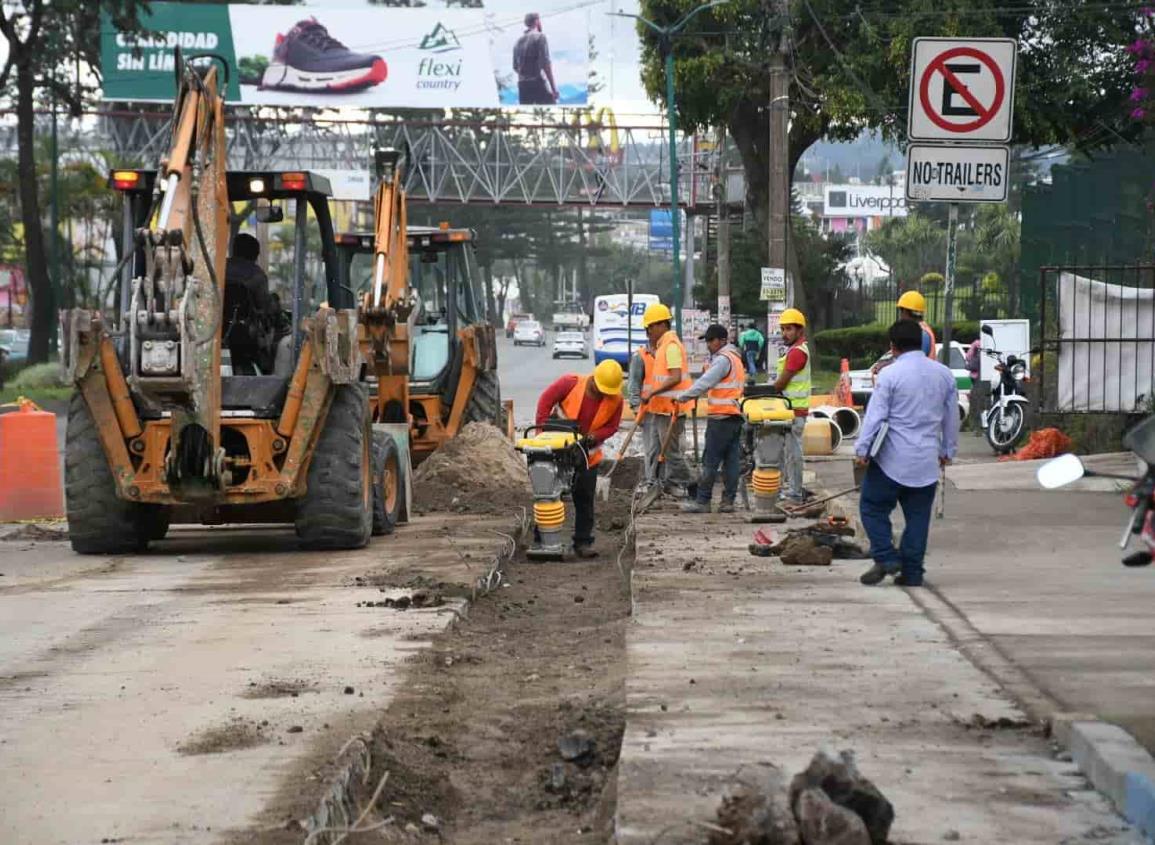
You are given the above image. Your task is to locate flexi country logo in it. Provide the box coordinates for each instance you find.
[417,23,464,92]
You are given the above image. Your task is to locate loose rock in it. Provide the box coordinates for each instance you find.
[557,729,596,765]
[789,750,893,845]
[795,787,870,845]
[710,769,800,845]
[780,537,833,567]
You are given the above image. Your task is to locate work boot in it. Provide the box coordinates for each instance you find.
[859,562,896,586]
[681,500,708,513]
[573,544,598,559]
[717,501,736,513]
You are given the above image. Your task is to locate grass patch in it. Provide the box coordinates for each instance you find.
[0,386,72,407]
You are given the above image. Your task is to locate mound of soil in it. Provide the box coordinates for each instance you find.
[413,422,530,514]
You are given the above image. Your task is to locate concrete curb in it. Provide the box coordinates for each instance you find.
[1054,716,1155,842]
[822,476,1154,841]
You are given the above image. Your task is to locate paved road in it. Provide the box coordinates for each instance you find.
[497,330,593,428]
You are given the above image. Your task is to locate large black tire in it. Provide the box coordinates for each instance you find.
[371,430,402,536]
[142,505,171,542]
[64,393,154,555]
[464,368,505,430]
[295,384,372,550]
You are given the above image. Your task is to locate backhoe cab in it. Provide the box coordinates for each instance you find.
[59,53,398,554]
[341,149,507,464]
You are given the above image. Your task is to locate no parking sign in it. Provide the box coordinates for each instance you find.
[907,38,1017,143]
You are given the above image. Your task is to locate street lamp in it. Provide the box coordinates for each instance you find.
[613,0,729,335]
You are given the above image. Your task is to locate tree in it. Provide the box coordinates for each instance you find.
[0,0,151,362]
[637,0,1142,315]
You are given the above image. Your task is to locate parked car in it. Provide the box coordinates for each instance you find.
[0,329,29,364]
[506,313,531,338]
[849,341,973,416]
[552,331,588,359]
[513,319,546,347]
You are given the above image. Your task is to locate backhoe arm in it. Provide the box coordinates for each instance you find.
[359,149,414,423]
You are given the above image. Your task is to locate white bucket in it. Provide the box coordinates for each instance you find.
[811,405,861,440]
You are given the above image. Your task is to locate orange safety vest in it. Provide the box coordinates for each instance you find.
[644,330,693,415]
[558,374,622,467]
[706,348,746,416]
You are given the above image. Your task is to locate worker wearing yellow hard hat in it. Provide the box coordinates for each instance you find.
[639,300,695,499]
[896,290,936,356]
[772,307,811,505]
[535,359,625,557]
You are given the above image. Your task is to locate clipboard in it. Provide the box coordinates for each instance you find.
[869,422,890,459]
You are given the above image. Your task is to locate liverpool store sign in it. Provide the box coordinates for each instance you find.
[102,1,591,108]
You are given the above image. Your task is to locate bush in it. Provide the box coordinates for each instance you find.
[812,320,980,368]
[10,362,66,389]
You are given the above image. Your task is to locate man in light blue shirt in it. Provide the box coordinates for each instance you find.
[855,320,959,587]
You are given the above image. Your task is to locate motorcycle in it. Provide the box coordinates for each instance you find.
[1037,416,1155,567]
[979,324,1030,454]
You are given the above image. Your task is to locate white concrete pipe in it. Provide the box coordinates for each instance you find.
[803,417,841,456]
[810,405,861,440]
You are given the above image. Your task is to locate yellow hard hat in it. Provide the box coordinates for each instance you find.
[642,302,673,328]
[593,359,623,395]
[897,290,927,314]
[778,308,806,328]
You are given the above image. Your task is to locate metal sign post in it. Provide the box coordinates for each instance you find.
[942,203,959,365]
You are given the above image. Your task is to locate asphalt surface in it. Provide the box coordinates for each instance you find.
[497,329,594,428]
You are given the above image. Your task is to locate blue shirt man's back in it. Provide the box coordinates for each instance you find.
[856,350,959,488]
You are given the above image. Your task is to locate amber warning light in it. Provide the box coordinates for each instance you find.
[112,171,141,190]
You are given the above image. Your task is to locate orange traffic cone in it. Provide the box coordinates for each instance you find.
[0,397,64,521]
[834,358,854,408]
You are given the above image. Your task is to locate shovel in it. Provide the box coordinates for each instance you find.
[596,405,647,502]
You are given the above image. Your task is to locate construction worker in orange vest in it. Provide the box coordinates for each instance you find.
[639,302,695,498]
[676,324,745,513]
[535,359,625,557]
[626,340,658,483]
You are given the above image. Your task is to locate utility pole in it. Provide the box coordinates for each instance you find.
[715,126,732,335]
[767,0,791,325]
[941,202,959,364]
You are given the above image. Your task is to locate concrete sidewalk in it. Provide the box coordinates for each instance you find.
[615,508,1138,844]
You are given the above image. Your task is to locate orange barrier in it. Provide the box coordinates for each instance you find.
[833,358,853,407]
[0,397,64,521]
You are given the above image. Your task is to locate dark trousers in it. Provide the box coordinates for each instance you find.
[859,462,937,583]
[518,78,554,104]
[696,415,743,505]
[572,461,597,547]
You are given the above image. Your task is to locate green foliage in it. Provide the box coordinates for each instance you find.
[10,361,64,389]
[920,272,944,287]
[812,319,980,369]
[635,0,1142,272]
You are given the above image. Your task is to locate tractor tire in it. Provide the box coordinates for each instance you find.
[371,430,403,536]
[295,384,372,550]
[64,393,153,555]
[464,367,505,430]
[142,505,171,542]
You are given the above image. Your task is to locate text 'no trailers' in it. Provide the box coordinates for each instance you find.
[906,144,1010,204]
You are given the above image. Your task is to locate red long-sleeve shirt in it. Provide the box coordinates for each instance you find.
[535,374,623,445]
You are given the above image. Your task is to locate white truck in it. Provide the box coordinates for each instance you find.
[552,301,590,332]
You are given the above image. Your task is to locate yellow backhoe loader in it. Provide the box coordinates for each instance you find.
[60,52,401,553]
[344,149,509,464]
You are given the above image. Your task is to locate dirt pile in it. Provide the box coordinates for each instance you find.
[711,750,894,845]
[413,422,529,514]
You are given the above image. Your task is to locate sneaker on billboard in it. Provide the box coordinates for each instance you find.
[261,19,387,93]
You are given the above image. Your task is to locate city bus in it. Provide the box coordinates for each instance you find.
[592,293,659,366]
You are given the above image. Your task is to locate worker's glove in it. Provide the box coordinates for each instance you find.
[580,435,598,452]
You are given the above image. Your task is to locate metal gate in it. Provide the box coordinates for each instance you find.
[1039,264,1155,413]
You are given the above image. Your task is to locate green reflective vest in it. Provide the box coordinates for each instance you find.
[776,340,811,410]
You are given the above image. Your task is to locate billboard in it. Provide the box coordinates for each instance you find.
[822,184,908,219]
[101,2,590,108]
